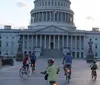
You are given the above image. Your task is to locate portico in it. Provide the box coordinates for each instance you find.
[21,30,85,58]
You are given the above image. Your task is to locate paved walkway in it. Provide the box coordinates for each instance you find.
[0,58,100,85]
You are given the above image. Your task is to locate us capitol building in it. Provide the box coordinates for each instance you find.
[0,0,100,59]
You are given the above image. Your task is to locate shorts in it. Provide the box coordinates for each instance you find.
[64,63,71,69]
[31,60,35,64]
[49,81,56,85]
[23,62,29,69]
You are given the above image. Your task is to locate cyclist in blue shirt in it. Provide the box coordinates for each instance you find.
[30,53,37,70]
[62,52,72,76]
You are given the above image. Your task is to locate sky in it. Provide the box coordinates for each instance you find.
[0,0,100,30]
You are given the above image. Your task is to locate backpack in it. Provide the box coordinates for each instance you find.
[91,64,97,70]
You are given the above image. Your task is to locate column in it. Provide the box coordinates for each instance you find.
[66,35,68,48]
[22,35,24,52]
[53,11,55,21]
[41,12,43,21]
[38,13,40,22]
[72,15,73,24]
[37,13,38,22]
[36,13,37,22]
[74,36,76,58]
[82,36,84,50]
[43,12,44,21]
[37,12,38,22]
[35,35,37,47]
[46,12,47,21]
[64,12,66,22]
[67,13,69,23]
[44,35,46,49]
[34,13,36,22]
[27,35,29,51]
[67,35,68,48]
[54,35,55,49]
[61,12,63,22]
[58,12,59,22]
[62,35,64,48]
[79,36,81,50]
[32,35,33,50]
[50,12,51,21]
[68,14,70,23]
[49,35,51,49]
[40,35,42,48]
[79,36,81,58]
[71,36,73,49]
[58,35,60,49]
[66,13,68,22]
[83,36,85,58]
[74,36,76,50]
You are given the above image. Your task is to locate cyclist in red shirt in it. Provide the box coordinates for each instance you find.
[23,54,29,70]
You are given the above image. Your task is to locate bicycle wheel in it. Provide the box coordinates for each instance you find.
[19,67,24,78]
[27,67,32,77]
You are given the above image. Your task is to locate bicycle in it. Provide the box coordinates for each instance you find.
[19,63,32,78]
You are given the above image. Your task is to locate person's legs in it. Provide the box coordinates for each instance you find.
[26,64,29,71]
[23,62,26,70]
[63,64,67,75]
[49,81,56,85]
[32,60,35,69]
[91,70,93,78]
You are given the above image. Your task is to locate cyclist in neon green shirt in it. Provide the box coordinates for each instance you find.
[41,58,59,85]
[47,58,59,85]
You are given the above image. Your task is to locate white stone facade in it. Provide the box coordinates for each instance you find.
[0,29,19,56]
[0,0,100,58]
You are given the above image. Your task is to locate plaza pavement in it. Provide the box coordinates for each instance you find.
[0,58,100,85]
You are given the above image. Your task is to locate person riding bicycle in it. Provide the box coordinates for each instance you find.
[62,53,72,76]
[90,61,98,78]
[23,54,30,70]
[41,58,59,85]
[30,53,37,70]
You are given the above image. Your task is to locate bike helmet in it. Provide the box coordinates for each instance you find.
[66,52,70,55]
[93,60,96,63]
[48,58,54,64]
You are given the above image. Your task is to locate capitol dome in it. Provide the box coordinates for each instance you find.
[28,0,76,30]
